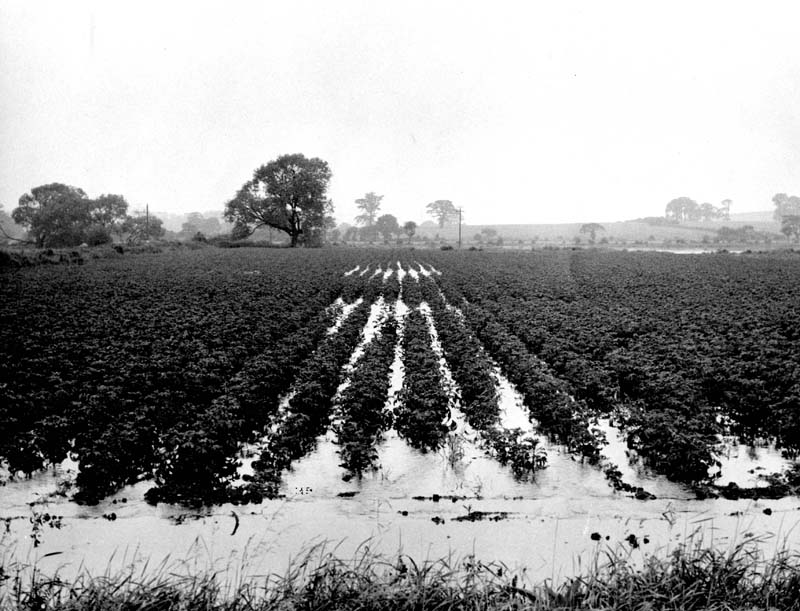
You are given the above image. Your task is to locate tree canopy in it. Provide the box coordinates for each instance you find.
[666,197,731,222]
[92,194,129,228]
[179,212,222,240]
[12,184,130,247]
[224,153,332,247]
[0,203,26,242]
[781,215,800,241]
[773,193,800,221]
[121,212,165,244]
[354,192,382,241]
[375,213,399,242]
[579,223,605,242]
[403,220,417,243]
[426,200,457,228]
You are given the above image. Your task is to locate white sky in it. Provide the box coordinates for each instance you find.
[2,1,799,225]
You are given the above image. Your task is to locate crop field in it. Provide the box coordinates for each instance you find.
[2,247,800,586]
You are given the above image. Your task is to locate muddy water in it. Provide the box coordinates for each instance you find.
[4,438,798,588]
[5,343,798,586]
[713,439,793,488]
[326,297,363,335]
[385,298,408,415]
[594,418,691,500]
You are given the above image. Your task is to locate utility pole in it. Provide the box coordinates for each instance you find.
[145,204,150,239]
[458,207,462,249]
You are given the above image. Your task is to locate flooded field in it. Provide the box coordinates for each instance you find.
[2,375,797,584]
[2,249,799,587]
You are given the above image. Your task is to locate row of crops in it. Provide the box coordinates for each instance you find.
[2,248,799,505]
[426,249,800,493]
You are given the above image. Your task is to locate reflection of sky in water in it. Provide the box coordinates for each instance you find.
[3,449,799,587]
[4,376,797,585]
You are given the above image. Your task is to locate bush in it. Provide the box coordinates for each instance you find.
[85,225,112,247]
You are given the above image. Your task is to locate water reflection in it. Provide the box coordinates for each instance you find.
[2,443,799,587]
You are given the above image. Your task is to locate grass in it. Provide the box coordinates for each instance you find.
[2,537,799,610]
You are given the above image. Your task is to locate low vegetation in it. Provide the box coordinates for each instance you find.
[2,248,799,504]
[2,540,799,610]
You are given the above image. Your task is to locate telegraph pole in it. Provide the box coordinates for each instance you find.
[458,207,462,249]
[145,204,150,239]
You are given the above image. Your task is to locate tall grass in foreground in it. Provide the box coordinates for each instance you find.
[2,539,799,610]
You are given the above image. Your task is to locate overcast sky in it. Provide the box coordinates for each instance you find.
[2,1,799,225]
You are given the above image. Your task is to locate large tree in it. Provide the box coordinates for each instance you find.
[224,153,332,247]
[12,185,133,247]
[579,222,605,243]
[426,199,457,228]
[354,192,383,240]
[0,203,26,242]
[179,212,222,240]
[375,213,399,243]
[781,215,800,241]
[403,220,417,244]
[719,199,732,220]
[773,193,800,221]
[665,197,699,222]
[91,194,129,228]
[13,183,94,247]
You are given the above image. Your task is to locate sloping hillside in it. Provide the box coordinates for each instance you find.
[414,216,782,245]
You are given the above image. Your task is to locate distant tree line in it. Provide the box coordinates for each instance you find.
[665,197,731,222]
[772,193,800,241]
[343,193,460,244]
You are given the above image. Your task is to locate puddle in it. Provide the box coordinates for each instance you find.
[327,297,363,335]
[712,439,795,488]
[344,265,360,276]
[332,298,391,422]
[4,422,800,589]
[594,418,692,500]
[417,302,458,408]
[234,392,295,484]
[0,456,79,514]
[385,299,408,414]
[343,299,388,371]
[395,261,406,283]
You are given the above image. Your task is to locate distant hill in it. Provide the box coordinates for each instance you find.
[410,216,783,247]
[729,210,774,222]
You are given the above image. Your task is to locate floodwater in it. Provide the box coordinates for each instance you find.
[3,376,797,586]
[629,248,746,255]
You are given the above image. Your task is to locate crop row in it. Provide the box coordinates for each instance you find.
[143,298,349,505]
[4,248,797,502]
[0,250,381,503]
[425,249,800,485]
[246,298,374,497]
[415,277,548,474]
[333,314,398,475]
[393,278,451,451]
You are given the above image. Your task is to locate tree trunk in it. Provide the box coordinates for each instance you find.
[290,232,299,247]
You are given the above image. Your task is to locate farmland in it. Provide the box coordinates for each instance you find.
[1,247,800,593]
